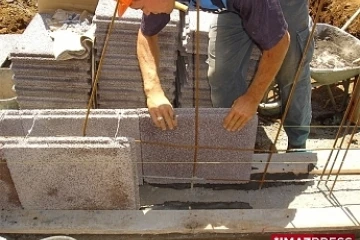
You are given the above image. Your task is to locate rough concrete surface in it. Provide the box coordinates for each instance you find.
[2,137,139,210]
[140,108,258,184]
[0,34,21,67]
[0,150,22,210]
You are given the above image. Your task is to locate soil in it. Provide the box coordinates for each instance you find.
[0,0,38,34]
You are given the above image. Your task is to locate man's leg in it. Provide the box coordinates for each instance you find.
[207,12,254,108]
[276,0,314,149]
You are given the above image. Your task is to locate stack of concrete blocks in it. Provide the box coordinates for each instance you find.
[93,0,180,109]
[178,10,213,107]
[140,108,258,184]
[0,109,141,210]
[9,14,92,109]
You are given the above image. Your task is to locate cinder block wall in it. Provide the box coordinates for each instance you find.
[0,108,258,209]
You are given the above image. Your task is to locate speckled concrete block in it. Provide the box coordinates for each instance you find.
[14,86,90,100]
[10,67,91,78]
[10,14,55,58]
[0,109,144,185]
[0,140,22,210]
[196,109,257,183]
[140,108,257,184]
[0,34,21,66]
[3,137,139,210]
[13,77,91,89]
[16,96,88,109]
[140,109,195,184]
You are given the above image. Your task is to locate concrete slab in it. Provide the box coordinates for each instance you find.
[10,67,91,79]
[2,137,139,210]
[1,206,360,235]
[14,86,90,101]
[0,34,21,67]
[16,96,88,110]
[10,14,54,58]
[140,108,257,184]
[0,142,22,210]
[13,78,91,89]
[0,109,144,185]
[10,58,90,70]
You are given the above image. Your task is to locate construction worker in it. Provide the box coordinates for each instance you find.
[131,0,313,151]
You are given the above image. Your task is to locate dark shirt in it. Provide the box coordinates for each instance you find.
[140,0,288,50]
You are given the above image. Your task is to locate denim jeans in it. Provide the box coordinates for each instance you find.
[207,0,314,147]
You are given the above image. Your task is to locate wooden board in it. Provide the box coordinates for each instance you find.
[38,0,99,13]
[1,207,359,234]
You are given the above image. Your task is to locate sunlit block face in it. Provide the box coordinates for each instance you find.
[130,0,175,15]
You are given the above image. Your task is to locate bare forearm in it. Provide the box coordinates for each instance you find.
[246,31,290,103]
[137,29,163,96]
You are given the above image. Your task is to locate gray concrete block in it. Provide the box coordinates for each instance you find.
[11,67,91,79]
[140,108,257,184]
[140,109,195,184]
[10,57,89,69]
[3,137,139,210]
[10,14,54,58]
[14,86,90,101]
[0,141,22,209]
[13,77,91,89]
[196,109,257,183]
[0,34,21,67]
[0,110,36,137]
[17,96,88,109]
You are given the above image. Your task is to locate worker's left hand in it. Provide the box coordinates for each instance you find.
[223,94,258,131]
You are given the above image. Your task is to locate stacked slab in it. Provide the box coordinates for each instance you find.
[93,0,180,109]
[9,14,92,109]
[178,10,213,107]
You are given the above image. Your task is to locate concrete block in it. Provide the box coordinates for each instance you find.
[3,137,139,210]
[10,14,54,58]
[196,109,257,183]
[140,108,257,184]
[14,86,90,101]
[140,109,195,184]
[11,67,90,79]
[0,34,21,67]
[10,57,90,71]
[13,77,91,89]
[0,141,22,209]
[0,110,36,137]
[17,96,88,109]
[0,109,144,185]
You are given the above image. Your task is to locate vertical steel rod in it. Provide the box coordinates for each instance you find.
[259,0,325,189]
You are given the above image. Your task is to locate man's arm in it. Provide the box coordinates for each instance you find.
[223,31,290,131]
[137,29,177,130]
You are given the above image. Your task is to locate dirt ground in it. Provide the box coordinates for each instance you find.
[0,0,38,34]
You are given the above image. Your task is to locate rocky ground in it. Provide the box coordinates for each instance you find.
[0,0,38,34]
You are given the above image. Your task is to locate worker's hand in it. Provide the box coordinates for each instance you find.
[223,94,258,131]
[147,93,177,130]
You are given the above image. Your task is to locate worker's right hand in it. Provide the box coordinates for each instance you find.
[146,93,177,130]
